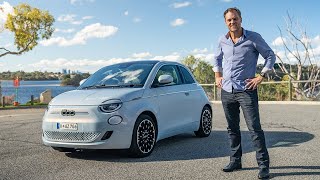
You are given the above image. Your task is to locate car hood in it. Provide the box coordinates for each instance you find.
[49,88,145,106]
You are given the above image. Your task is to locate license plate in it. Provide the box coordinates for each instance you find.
[57,123,78,131]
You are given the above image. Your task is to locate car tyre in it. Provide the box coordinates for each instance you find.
[129,114,157,158]
[52,147,76,152]
[195,106,212,137]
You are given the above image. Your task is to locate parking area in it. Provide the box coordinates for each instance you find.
[0,103,319,180]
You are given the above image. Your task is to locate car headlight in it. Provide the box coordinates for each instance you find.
[98,99,122,113]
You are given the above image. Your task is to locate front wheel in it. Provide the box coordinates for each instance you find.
[194,106,212,137]
[128,114,157,158]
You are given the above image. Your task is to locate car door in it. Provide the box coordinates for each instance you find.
[178,65,203,126]
[152,65,190,138]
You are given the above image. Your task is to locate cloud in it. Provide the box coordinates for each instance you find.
[272,37,287,46]
[29,52,182,73]
[0,1,14,30]
[132,52,152,59]
[70,0,95,5]
[5,48,222,72]
[314,35,320,44]
[133,17,141,23]
[171,18,186,27]
[151,52,181,62]
[271,35,320,65]
[192,48,208,54]
[57,14,76,22]
[124,11,129,16]
[40,23,118,46]
[221,0,233,2]
[31,58,110,72]
[3,43,12,48]
[55,28,75,33]
[57,14,83,25]
[171,2,192,8]
[301,35,320,46]
[273,44,320,66]
[193,53,214,63]
[82,16,94,20]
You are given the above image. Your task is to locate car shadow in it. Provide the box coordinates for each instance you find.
[65,130,314,163]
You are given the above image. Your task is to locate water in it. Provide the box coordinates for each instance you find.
[0,80,76,104]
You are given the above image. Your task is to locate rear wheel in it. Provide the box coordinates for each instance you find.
[195,106,212,137]
[129,114,157,158]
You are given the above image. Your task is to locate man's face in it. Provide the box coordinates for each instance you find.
[224,11,242,33]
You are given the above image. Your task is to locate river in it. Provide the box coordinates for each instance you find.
[0,80,76,104]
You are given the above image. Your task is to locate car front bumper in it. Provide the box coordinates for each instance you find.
[42,105,135,149]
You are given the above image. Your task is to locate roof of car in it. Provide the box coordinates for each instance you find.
[113,60,183,65]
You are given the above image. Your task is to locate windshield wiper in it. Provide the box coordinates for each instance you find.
[118,84,144,88]
[81,84,117,89]
[82,84,144,89]
[81,85,98,89]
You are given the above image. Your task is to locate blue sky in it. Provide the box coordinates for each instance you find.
[0,0,319,73]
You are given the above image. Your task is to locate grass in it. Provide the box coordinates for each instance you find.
[0,102,48,109]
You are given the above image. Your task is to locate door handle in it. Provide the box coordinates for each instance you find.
[185,92,189,96]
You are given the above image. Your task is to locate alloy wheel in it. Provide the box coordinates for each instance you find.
[136,119,156,154]
[201,109,212,135]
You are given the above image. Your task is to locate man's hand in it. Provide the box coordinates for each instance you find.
[215,77,223,88]
[245,76,263,90]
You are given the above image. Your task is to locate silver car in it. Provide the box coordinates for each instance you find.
[42,60,212,157]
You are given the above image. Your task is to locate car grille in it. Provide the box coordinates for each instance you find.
[44,131,101,142]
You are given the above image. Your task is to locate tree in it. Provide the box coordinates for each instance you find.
[193,61,215,84]
[0,3,54,57]
[182,55,215,100]
[0,3,54,104]
[181,55,215,84]
[274,13,320,100]
[182,55,197,73]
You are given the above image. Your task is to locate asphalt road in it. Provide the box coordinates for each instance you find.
[0,104,319,180]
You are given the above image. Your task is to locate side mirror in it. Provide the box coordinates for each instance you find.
[158,75,173,85]
[79,78,87,86]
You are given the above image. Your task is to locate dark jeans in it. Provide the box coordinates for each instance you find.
[221,88,269,168]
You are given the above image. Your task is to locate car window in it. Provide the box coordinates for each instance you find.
[179,66,195,84]
[152,65,182,87]
[79,62,156,89]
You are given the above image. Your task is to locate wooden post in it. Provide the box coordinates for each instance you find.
[31,95,34,105]
[288,79,292,101]
[213,82,217,101]
[2,96,5,107]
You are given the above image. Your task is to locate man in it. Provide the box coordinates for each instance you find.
[213,7,275,179]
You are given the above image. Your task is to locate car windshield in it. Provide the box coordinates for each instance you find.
[79,61,156,89]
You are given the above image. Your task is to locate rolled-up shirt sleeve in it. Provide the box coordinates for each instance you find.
[213,40,223,72]
[253,34,276,73]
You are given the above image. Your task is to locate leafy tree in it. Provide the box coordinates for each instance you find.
[181,55,214,84]
[182,55,197,73]
[193,61,215,84]
[182,55,215,99]
[0,3,55,101]
[0,3,54,57]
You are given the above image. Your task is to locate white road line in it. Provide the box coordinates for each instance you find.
[0,113,44,118]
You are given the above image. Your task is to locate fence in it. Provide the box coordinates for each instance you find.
[200,80,320,101]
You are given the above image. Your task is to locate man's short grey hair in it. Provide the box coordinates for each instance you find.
[224,7,242,19]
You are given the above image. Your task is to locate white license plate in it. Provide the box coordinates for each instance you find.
[57,123,78,131]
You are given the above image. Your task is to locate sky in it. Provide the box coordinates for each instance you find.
[0,0,320,73]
